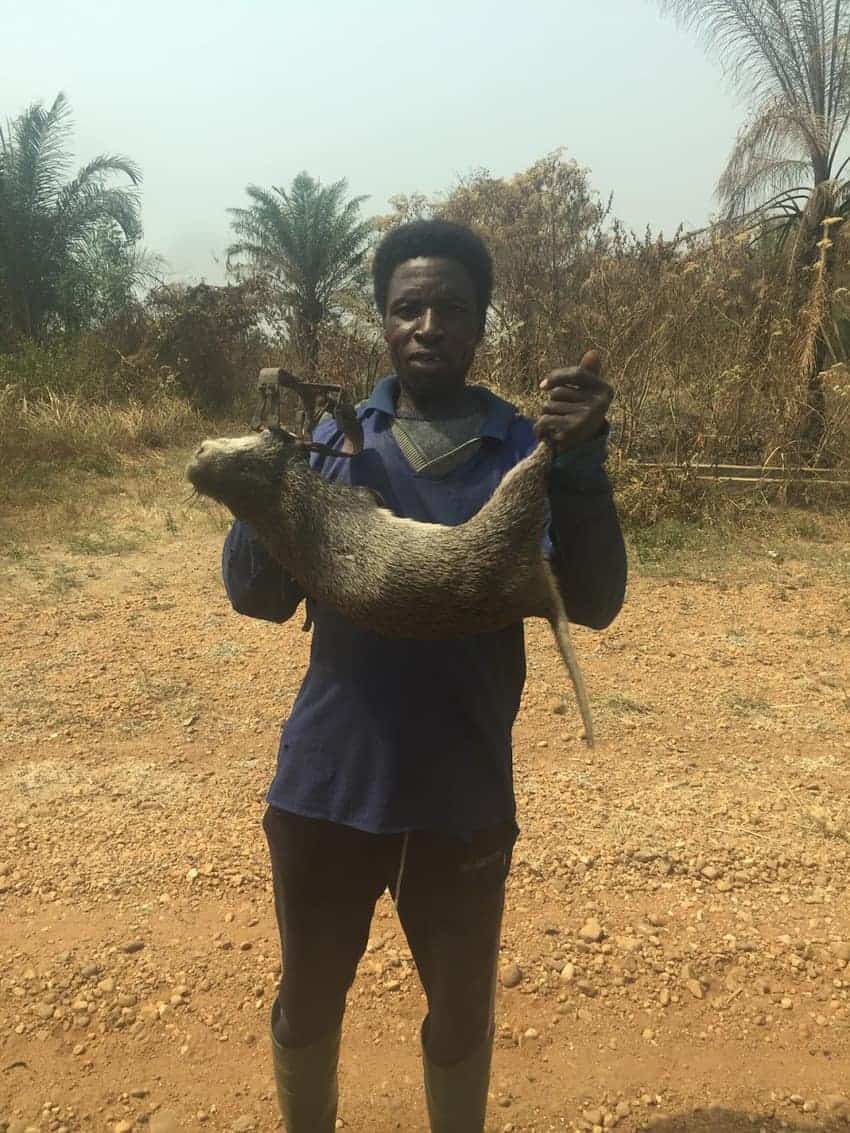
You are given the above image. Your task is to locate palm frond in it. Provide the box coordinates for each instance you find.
[227,172,373,371]
[0,92,144,339]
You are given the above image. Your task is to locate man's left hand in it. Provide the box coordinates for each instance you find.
[534,350,613,452]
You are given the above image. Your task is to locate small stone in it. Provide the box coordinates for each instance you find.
[114,1122,134,1133]
[500,963,522,989]
[81,964,100,978]
[686,979,704,1000]
[701,865,719,880]
[149,1112,179,1133]
[583,1109,604,1127]
[98,977,115,993]
[523,1027,539,1040]
[717,879,733,892]
[122,941,144,954]
[560,962,575,983]
[659,988,670,1007]
[579,918,604,943]
[34,1002,55,1019]
[231,1118,255,1133]
[780,997,794,1010]
[615,1101,630,1119]
[642,1027,655,1040]
[549,699,567,715]
[831,942,850,964]
[802,1100,818,1113]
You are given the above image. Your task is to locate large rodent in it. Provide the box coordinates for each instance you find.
[187,427,595,745]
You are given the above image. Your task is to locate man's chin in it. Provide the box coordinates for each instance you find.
[398,367,464,401]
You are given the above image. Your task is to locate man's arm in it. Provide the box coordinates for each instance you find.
[547,432,627,630]
[222,520,305,624]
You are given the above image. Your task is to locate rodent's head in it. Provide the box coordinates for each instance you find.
[186,428,303,518]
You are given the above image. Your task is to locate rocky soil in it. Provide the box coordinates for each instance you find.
[1,463,849,1131]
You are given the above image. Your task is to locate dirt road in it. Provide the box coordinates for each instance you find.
[1,459,849,1132]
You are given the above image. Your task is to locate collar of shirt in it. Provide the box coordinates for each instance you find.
[360,374,518,441]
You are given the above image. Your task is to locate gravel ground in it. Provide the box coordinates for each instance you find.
[1,460,849,1132]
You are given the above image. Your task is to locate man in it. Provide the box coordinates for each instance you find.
[222,219,627,1132]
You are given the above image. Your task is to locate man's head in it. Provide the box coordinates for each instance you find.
[372,220,493,405]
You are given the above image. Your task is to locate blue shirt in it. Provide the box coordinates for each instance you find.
[222,375,623,839]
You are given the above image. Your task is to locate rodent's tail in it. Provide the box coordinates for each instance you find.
[543,563,595,747]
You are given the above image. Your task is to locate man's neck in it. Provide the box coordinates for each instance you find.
[396,381,478,421]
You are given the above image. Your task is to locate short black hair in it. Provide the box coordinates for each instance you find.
[372,219,493,330]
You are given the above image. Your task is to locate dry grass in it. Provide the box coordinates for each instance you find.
[0,385,207,504]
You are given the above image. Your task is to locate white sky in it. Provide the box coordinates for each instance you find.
[3,0,744,282]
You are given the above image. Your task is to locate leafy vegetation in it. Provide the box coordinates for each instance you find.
[658,0,850,453]
[4,37,850,515]
[0,93,147,344]
[227,172,373,376]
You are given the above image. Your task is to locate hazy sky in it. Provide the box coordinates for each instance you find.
[4,0,744,283]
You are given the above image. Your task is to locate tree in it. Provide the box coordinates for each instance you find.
[440,151,609,390]
[145,281,267,410]
[227,172,373,376]
[59,221,163,330]
[0,92,143,343]
[658,0,850,457]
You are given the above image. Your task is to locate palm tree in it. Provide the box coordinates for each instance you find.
[659,0,850,456]
[0,92,142,342]
[227,172,373,375]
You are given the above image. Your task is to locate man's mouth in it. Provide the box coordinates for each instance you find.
[408,350,445,366]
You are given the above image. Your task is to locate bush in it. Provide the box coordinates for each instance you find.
[0,382,203,491]
[143,281,268,411]
[610,457,716,527]
[0,334,207,501]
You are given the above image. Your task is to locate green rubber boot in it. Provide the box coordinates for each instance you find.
[270,1004,341,1133]
[422,1027,494,1133]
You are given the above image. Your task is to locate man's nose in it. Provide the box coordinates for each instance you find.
[415,306,444,339]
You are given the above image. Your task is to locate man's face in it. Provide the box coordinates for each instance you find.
[383,256,482,403]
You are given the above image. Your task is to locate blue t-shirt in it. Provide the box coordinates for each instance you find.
[222,376,616,838]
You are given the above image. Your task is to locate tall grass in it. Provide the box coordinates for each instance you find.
[0,337,207,503]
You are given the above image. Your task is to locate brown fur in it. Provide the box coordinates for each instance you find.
[186,429,594,742]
